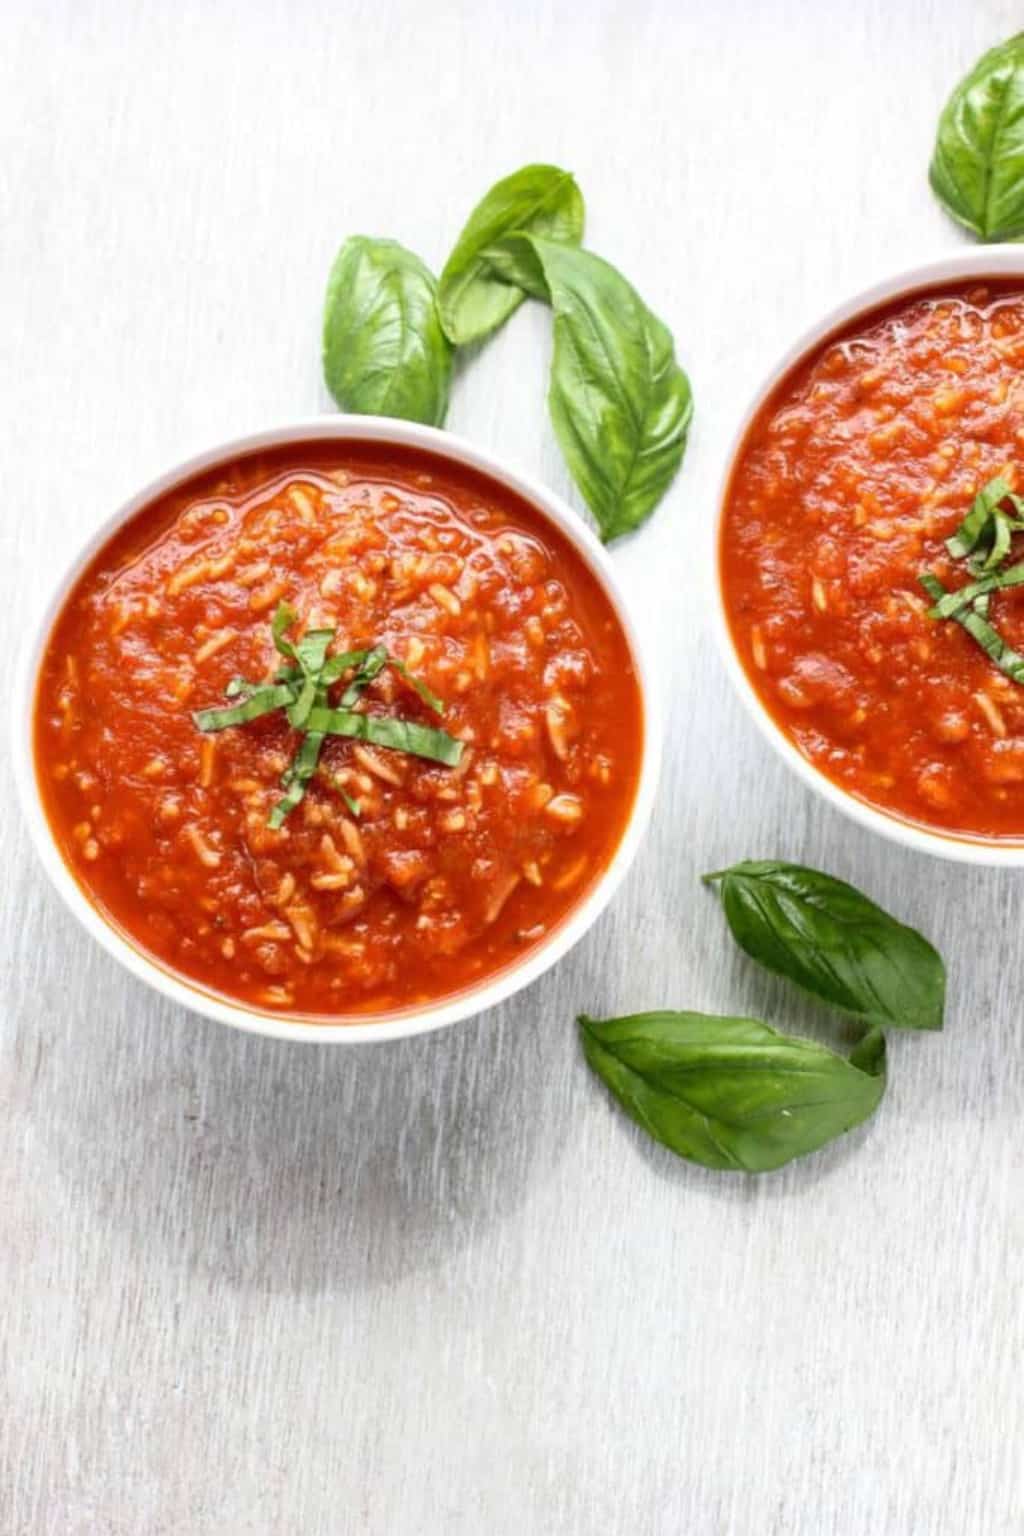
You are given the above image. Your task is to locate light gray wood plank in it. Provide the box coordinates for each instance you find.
[2,0,1022,1531]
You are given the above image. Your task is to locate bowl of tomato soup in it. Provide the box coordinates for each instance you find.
[15,418,658,1041]
[716,247,1024,863]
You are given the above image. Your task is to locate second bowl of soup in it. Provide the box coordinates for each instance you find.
[716,248,1024,864]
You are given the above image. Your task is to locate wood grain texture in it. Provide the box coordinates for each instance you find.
[2,0,1023,1531]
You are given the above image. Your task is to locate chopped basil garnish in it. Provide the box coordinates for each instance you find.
[320,770,362,819]
[926,558,1024,619]
[192,605,463,825]
[944,476,1021,562]
[270,728,326,829]
[919,571,1024,685]
[192,682,298,733]
[920,475,1024,684]
[304,707,463,765]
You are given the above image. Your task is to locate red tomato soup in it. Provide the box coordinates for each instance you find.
[35,443,643,1017]
[721,280,1024,842]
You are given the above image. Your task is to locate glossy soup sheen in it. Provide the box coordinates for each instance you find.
[35,443,642,1017]
[722,280,1024,842]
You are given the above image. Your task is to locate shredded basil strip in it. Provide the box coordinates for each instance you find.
[191,604,459,825]
[304,707,464,765]
[920,571,1024,684]
[340,646,389,707]
[271,602,300,660]
[318,648,372,686]
[928,558,1024,618]
[945,476,1024,570]
[977,511,1016,573]
[270,730,326,828]
[946,477,1012,559]
[295,628,334,674]
[287,674,320,730]
[225,675,260,699]
[388,657,445,715]
[192,683,297,732]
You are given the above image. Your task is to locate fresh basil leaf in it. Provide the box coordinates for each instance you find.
[437,164,584,345]
[580,1011,886,1173]
[322,236,453,426]
[930,34,1024,240]
[499,236,692,542]
[704,861,945,1032]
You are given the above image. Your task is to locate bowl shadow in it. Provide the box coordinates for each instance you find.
[6,898,578,1299]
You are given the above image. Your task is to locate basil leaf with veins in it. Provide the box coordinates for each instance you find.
[930,34,1024,240]
[704,861,945,1032]
[580,1011,887,1173]
[437,164,584,345]
[493,235,692,542]
[322,236,453,426]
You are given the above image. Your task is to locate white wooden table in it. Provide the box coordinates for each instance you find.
[3,2,1023,1531]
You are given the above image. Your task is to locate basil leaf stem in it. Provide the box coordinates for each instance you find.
[580,1011,887,1174]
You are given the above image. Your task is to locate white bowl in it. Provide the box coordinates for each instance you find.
[13,416,661,1042]
[711,246,1024,866]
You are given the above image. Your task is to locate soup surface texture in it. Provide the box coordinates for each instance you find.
[721,280,1024,841]
[36,443,642,1016]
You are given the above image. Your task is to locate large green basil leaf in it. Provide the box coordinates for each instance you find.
[930,34,1024,240]
[437,164,584,345]
[580,1012,886,1173]
[498,235,692,542]
[322,236,453,426]
[704,862,945,1032]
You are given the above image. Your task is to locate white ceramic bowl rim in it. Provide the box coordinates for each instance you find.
[712,245,1024,867]
[13,416,662,1043]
